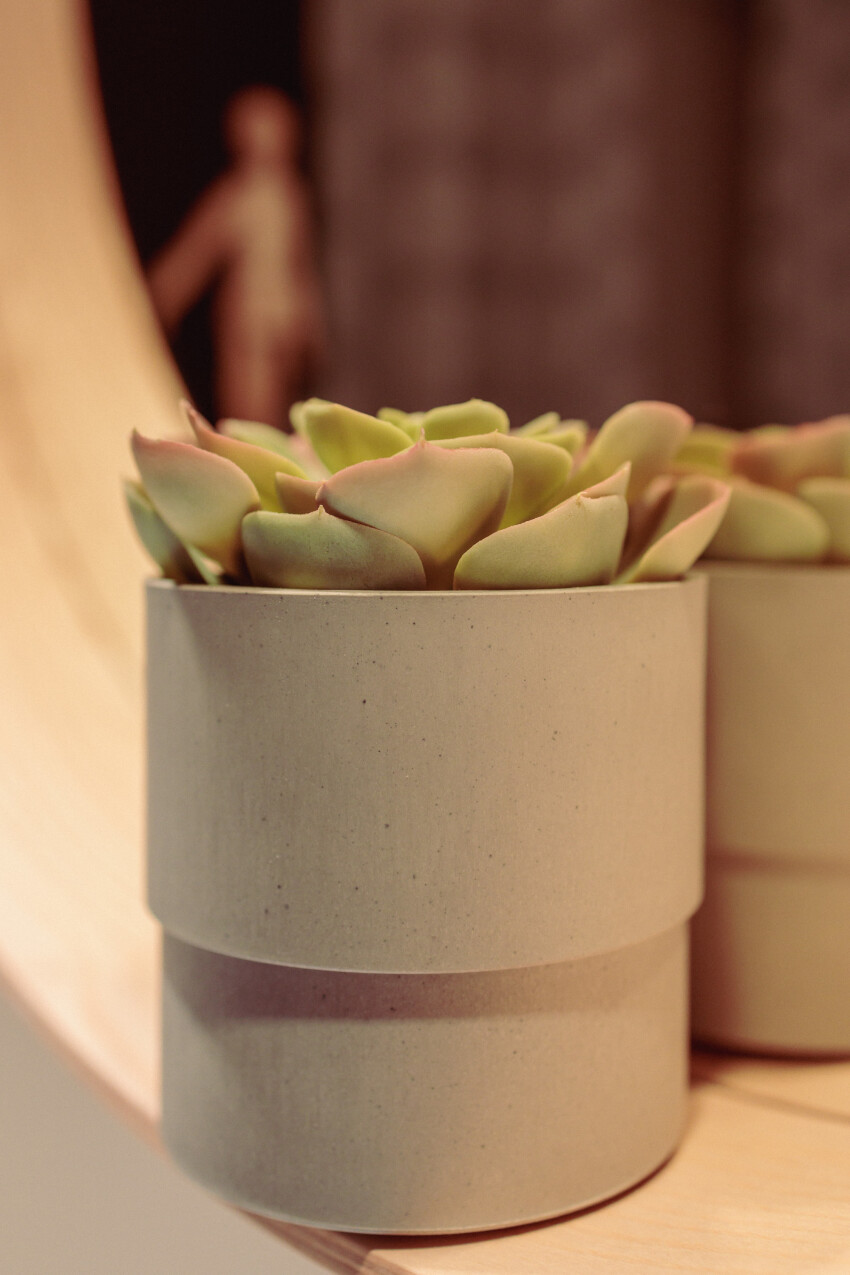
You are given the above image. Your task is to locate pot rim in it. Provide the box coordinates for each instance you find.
[145,574,703,601]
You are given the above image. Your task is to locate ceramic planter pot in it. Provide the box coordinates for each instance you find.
[692,563,850,1055]
[162,926,688,1234]
[147,575,707,1231]
[147,579,706,975]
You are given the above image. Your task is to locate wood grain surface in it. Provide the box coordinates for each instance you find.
[694,1049,850,1121]
[279,1084,850,1274]
[0,2,847,1271]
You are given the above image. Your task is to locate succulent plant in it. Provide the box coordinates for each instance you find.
[127,398,730,590]
[671,416,850,562]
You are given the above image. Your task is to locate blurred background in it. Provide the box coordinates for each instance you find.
[90,0,850,433]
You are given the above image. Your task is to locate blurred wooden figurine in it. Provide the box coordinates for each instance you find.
[147,87,322,428]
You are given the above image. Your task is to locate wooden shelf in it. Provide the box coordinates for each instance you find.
[693,1049,850,1121]
[0,2,848,1270]
[265,1084,850,1274]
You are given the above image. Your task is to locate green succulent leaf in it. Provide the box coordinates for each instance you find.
[435,431,572,526]
[578,462,632,499]
[123,480,203,583]
[704,478,830,562]
[797,477,850,561]
[749,424,791,438]
[516,411,561,436]
[221,417,328,480]
[618,476,731,583]
[219,418,302,460]
[301,400,412,473]
[243,508,427,590]
[185,402,306,509]
[732,416,850,490]
[131,431,259,576]
[275,472,322,514]
[565,400,692,501]
[318,437,513,587]
[377,407,426,440]
[289,397,331,435]
[420,399,509,440]
[184,545,226,586]
[532,422,588,455]
[454,491,628,590]
[621,474,676,566]
[672,424,739,477]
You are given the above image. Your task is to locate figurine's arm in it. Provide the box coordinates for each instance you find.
[146,181,234,334]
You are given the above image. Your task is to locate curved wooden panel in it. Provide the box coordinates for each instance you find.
[0,0,181,1127]
[0,3,848,1271]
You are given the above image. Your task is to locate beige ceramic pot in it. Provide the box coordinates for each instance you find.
[147,579,706,974]
[162,926,688,1234]
[692,563,850,1055]
[147,575,707,1232]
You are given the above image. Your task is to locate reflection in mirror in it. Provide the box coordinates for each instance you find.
[90,1,850,435]
[89,0,316,428]
[146,88,323,429]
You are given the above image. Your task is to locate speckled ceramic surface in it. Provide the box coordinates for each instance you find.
[162,924,689,1234]
[147,577,707,974]
[693,564,850,1054]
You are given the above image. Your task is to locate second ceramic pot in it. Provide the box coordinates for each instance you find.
[692,563,850,1054]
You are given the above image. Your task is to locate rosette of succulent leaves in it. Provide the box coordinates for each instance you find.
[669,417,850,563]
[126,398,731,591]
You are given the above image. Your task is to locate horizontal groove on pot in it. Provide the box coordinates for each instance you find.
[161,924,689,1234]
[147,577,706,972]
[697,563,850,1053]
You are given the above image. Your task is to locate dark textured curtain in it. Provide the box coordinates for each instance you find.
[308,0,742,425]
[741,0,850,424]
[309,0,850,429]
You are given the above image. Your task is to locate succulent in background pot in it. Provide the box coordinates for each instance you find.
[129,396,723,1233]
[678,417,850,1055]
